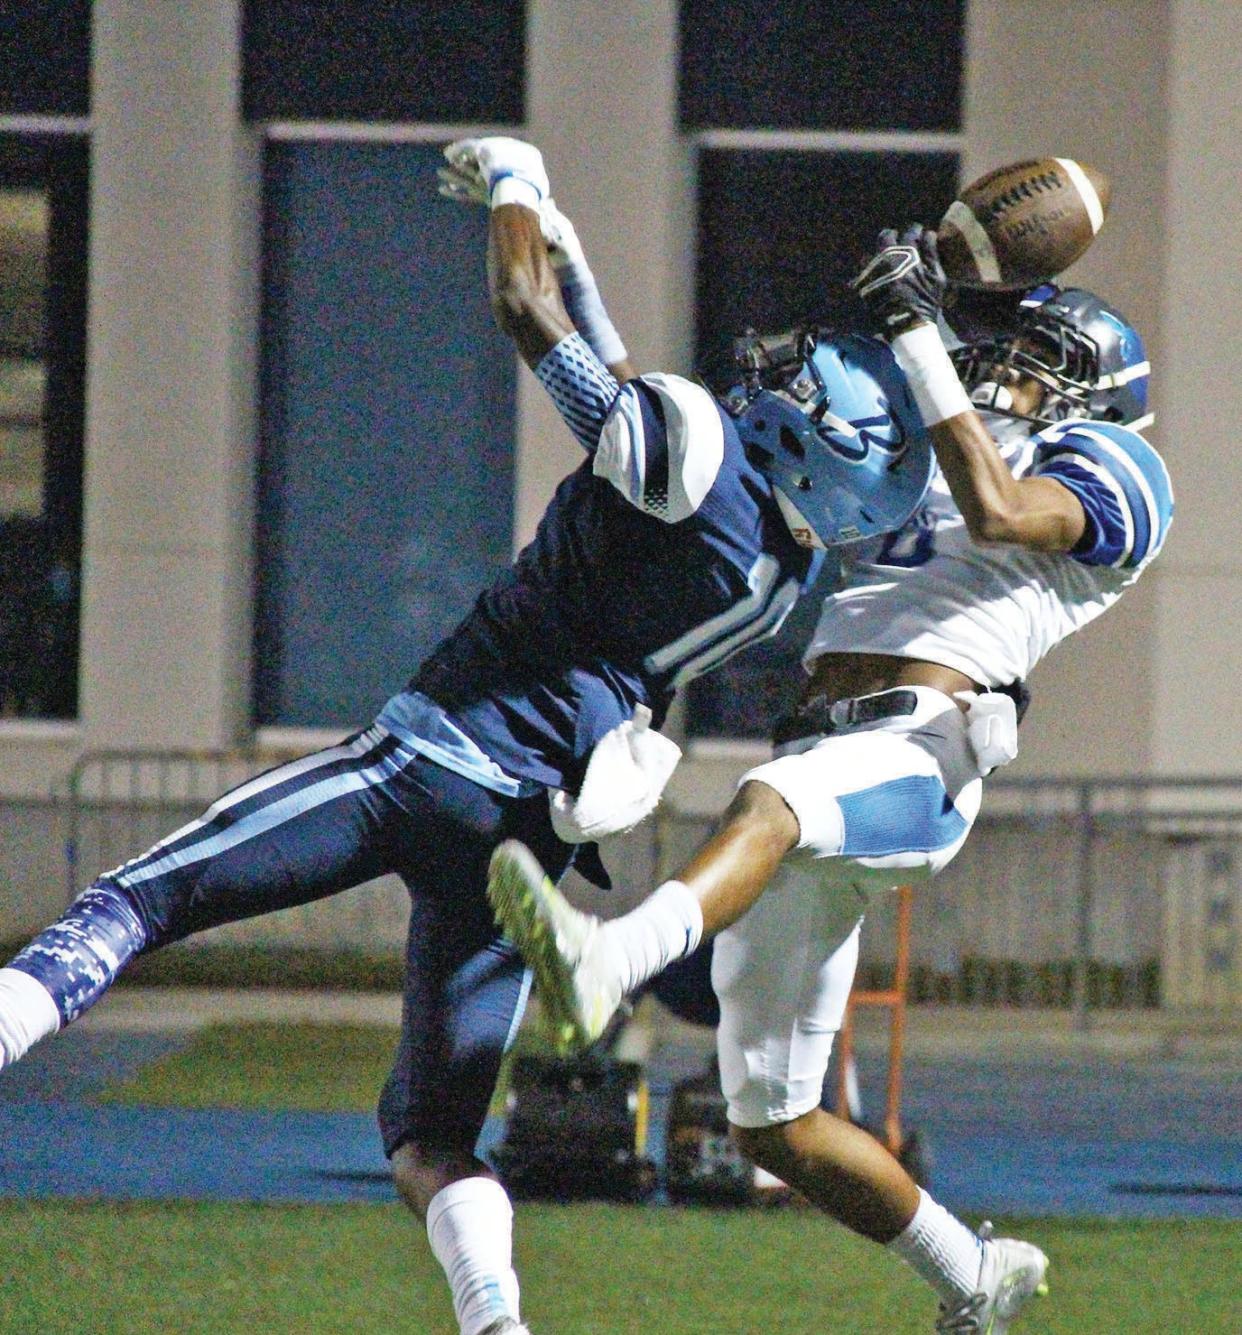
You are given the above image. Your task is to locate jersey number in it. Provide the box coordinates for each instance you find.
[643,554,800,688]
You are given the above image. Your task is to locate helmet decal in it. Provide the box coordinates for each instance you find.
[724,330,934,547]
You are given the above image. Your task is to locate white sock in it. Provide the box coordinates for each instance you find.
[0,967,61,1069]
[886,1188,985,1305]
[599,879,703,996]
[426,1177,521,1335]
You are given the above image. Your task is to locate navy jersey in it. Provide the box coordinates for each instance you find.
[414,336,818,791]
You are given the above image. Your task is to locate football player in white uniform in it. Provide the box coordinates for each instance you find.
[489,226,1173,1333]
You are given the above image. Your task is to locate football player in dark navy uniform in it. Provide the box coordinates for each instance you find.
[0,139,936,1335]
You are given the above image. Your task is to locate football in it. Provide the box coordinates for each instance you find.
[937,157,1110,289]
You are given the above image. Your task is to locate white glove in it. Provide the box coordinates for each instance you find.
[436,155,627,366]
[437,159,581,267]
[549,705,682,843]
[436,158,489,206]
[441,136,549,209]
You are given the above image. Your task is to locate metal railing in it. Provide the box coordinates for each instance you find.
[655,774,1242,1030]
[60,751,1242,1027]
[63,748,300,905]
[61,746,414,955]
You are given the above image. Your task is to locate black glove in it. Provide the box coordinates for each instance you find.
[850,224,947,336]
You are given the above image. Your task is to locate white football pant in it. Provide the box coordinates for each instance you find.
[713,686,983,1127]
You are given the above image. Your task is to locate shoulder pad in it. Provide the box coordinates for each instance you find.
[595,374,725,522]
[1032,419,1173,567]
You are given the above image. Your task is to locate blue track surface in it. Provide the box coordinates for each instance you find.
[1,1028,1238,1218]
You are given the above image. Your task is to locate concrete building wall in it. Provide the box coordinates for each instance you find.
[963,0,1173,776]
[2,0,1239,940]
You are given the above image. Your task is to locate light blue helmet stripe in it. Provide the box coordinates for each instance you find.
[731,332,934,546]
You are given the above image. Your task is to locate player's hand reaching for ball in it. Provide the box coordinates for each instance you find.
[438,142,583,272]
[851,224,948,336]
[440,136,550,211]
[435,155,489,206]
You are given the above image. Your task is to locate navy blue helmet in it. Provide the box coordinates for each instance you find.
[951,284,1152,430]
[721,329,934,548]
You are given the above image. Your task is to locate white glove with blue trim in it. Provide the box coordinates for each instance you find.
[438,144,626,366]
[439,146,580,267]
[440,136,549,210]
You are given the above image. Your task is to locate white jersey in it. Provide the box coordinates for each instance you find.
[806,415,1174,686]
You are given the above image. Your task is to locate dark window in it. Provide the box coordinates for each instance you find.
[679,0,964,132]
[0,135,89,720]
[687,147,959,739]
[695,148,959,350]
[242,0,525,124]
[0,1,92,116]
[255,141,517,728]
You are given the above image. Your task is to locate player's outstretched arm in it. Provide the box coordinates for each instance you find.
[441,138,627,455]
[440,142,636,383]
[441,137,575,368]
[487,199,574,368]
[853,226,1086,553]
[917,387,1087,552]
[537,198,638,384]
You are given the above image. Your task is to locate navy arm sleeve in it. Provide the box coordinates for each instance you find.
[534,331,622,452]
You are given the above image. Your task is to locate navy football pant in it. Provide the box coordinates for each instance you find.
[92,720,574,1157]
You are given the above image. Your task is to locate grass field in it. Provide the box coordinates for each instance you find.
[6,1022,1239,1333]
[1,1201,1237,1333]
[98,1019,539,1114]
[99,1021,400,1111]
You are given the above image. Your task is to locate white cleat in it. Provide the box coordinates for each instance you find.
[479,1320,533,1335]
[935,1224,1049,1333]
[487,839,622,1052]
